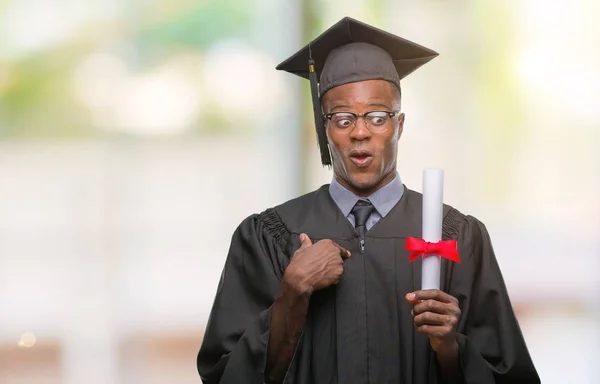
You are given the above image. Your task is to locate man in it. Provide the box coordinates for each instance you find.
[197,17,540,384]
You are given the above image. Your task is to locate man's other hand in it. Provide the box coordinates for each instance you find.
[406,289,461,353]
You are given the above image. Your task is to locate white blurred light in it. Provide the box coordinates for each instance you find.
[111,65,201,135]
[522,308,599,384]
[71,53,202,135]
[72,53,129,110]
[0,0,125,59]
[1,0,76,57]
[202,40,285,123]
[514,0,600,125]
[18,332,36,348]
[516,50,600,124]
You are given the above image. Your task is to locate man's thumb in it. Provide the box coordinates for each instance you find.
[299,233,312,248]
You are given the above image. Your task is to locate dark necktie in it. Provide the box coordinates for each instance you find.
[351,199,375,238]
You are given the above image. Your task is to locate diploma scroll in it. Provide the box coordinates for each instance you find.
[421,169,444,290]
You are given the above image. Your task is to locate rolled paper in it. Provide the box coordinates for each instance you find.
[421,169,444,290]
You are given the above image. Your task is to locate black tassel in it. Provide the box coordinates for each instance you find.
[308,56,331,166]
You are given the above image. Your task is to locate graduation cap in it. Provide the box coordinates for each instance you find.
[276,16,439,166]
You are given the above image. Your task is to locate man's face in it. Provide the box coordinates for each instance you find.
[322,79,404,197]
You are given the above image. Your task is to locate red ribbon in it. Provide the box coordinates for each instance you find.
[406,237,461,264]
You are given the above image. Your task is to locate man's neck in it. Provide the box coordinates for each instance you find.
[334,171,397,198]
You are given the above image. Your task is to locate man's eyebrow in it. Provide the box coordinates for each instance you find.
[328,102,393,111]
[368,102,393,109]
[329,104,352,112]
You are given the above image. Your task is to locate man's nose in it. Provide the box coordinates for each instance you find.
[350,118,371,139]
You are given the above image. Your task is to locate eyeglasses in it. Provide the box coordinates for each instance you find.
[324,110,400,134]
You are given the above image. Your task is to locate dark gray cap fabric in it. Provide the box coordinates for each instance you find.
[275,16,439,165]
[319,42,400,97]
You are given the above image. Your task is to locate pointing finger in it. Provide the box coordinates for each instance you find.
[331,241,351,258]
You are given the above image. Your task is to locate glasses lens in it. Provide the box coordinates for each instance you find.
[330,113,355,130]
[365,111,391,133]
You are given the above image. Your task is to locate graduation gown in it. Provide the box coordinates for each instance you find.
[197,185,540,383]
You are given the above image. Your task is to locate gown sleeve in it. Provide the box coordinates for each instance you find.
[446,214,541,384]
[197,210,295,384]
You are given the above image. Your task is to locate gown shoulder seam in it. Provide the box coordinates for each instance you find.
[442,207,466,240]
[257,208,293,253]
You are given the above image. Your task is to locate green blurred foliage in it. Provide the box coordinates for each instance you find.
[136,0,252,50]
[0,0,254,138]
[0,45,95,138]
[471,2,524,204]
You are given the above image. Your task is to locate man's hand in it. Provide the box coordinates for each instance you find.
[405,289,461,353]
[284,233,351,296]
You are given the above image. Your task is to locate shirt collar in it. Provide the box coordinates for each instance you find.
[329,172,404,218]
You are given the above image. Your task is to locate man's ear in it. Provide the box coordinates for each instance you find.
[397,113,405,141]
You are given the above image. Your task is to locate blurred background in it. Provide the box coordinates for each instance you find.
[0,0,599,382]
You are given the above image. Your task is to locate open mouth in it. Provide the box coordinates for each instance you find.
[349,151,373,168]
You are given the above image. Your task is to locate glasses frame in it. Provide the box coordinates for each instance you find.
[323,110,401,134]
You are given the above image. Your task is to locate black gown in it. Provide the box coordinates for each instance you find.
[197,185,540,383]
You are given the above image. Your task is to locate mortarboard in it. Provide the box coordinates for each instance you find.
[276,16,439,166]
